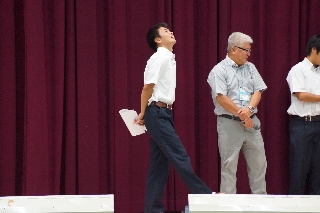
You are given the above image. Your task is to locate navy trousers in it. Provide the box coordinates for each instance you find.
[143,105,211,213]
[289,118,320,195]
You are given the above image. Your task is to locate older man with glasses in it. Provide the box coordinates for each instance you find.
[207,32,267,194]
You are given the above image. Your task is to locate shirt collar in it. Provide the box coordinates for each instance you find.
[225,55,247,68]
[157,47,174,59]
[304,57,319,71]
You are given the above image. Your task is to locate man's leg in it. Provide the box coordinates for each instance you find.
[144,106,171,213]
[289,119,313,195]
[144,138,170,213]
[309,122,320,195]
[145,106,211,195]
[165,130,212,194]
[217,117,245,194]
[242,116,267,194]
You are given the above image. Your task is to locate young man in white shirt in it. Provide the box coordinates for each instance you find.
[287,34,320,195]
[135,23,212,213]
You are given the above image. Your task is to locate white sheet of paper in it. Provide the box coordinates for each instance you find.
[119,109,147,136]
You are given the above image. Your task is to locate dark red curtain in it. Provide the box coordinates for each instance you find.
[0,0,319,212]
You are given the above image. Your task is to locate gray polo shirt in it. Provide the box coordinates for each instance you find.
[207,56,267,115]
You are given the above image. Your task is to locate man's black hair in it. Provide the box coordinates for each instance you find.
[146,23,168,52]
[306,34,320,57]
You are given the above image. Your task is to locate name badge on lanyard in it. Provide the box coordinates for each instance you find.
[239,90,250,102]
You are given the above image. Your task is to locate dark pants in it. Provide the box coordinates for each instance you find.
[289,118,320,195]
[143,105,211,213]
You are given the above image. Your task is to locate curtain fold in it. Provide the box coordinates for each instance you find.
[0,0,17,196]
[0,0,319,212]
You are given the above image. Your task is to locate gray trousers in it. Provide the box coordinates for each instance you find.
[217,115,267,194]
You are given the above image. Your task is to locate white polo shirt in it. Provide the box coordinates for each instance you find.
[287,57,320,116]
[144,47,176,105]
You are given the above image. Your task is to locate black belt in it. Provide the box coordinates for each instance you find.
[291,115,320,122]
[219,114,255,121]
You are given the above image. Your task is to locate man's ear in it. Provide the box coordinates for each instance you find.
[230,46,236,55]
[154,37,161,45]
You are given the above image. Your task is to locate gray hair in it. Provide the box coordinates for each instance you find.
[227,32,253,52]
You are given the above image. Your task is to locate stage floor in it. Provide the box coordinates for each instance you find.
[188,194,320,212]
[0,195,114,212]
[1,194,320,212]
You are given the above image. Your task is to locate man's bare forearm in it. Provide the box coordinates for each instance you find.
[216,94,241,114]
[140,84,154,115]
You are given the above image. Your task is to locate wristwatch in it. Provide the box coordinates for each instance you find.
[247,106,255,114]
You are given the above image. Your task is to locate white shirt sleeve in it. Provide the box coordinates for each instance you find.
[287,66,306,94]
[144,55,168,85]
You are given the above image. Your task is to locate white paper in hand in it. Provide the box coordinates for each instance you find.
[119,109,147,136]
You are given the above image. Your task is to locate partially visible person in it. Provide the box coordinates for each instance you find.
[207,32,267,194]
[135,22,212,213]
[286,34,320,195]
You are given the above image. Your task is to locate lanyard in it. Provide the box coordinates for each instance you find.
[223,60,253,104]
[223,60,246,90]
[232,65,244,90]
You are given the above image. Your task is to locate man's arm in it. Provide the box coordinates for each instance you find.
[216,92,261,117]
[216,93,241,115]
[135,83,154,125]
[295,92,320,102]
[238,90,262,118]
[216,91,262,128]
[237,91,262,128]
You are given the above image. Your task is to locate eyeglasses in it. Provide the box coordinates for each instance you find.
[235,46,251,53]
